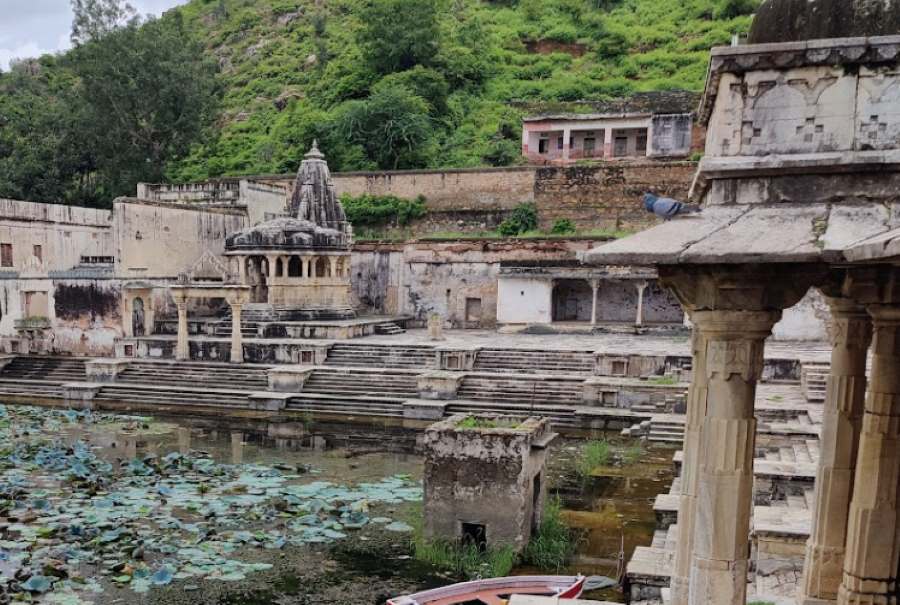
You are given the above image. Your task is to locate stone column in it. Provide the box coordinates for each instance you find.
[837,305,900,605]
[175,300,189,361]
[669,323,710,605]
[604,128,615,158]
[229,300,244,364]
[238,256,247,285]
[301,257,309,279]
[801,298,871,602]
[329,257,338,279]
[267,255,278,279]
[688,310,780,605]
[590,279,600,326]
[562,127,572,162]
[636,280,648,327]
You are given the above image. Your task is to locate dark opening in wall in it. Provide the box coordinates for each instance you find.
[461,522,487,552]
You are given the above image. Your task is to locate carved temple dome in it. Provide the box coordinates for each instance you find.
[748,0,900,44]
[225,142,352,252]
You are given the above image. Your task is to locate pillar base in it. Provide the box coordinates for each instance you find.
[802,542,845,601]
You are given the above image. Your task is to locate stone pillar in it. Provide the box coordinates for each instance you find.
[229,301,244,364]
[238,256,247,285]
[329,257,338,279]
[590,279,600,326]
[301,257,309,279]
[562,127,572,161]
[688,310,780,605]
[175,301,189,361]
[604,127,615,158]
[636,280,648,327]
[837,305,900,605]
[801,298,871,602]
[669,324,710,605]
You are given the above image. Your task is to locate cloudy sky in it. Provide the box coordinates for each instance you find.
[0,0,187,70]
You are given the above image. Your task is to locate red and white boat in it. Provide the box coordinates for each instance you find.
[387,575,586,605]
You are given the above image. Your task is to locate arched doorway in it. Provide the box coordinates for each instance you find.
[132,298,146,336]
[249,257,268,303]
[552,279,593,322]
[315,257,328,278]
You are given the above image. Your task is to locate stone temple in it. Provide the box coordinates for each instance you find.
[224,142,355,319]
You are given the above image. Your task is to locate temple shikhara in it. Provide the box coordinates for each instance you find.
[0,0,897,603]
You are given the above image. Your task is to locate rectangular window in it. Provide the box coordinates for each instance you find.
[32,245,42,263]
[584,137,596,156]
[1,244,12,268]
[557,136,564,150]
[614,136,628,157]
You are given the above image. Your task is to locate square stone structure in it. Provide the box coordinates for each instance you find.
[422,414,556,553]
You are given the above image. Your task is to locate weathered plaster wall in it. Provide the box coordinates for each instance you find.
[534,162,697,231]
[351,239,601,328]
[772,288,830,341]
[114,199,248,279]
[0,199,113,270]
[497,278,553,324]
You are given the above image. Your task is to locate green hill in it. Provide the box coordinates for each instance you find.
[169,0,757,180]
[0,0,757,207]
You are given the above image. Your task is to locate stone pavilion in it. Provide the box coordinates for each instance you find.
[582,1,900,604]
[224,142,355,318]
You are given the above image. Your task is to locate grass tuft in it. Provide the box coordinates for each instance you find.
[575,439,611,477]
[522,496,576,570]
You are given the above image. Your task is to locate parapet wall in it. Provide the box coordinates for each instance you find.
[138,161,697,234]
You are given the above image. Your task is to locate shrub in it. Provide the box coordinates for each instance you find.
[522,497,576,570]
[341,193,427,228]
[550,219,576,234]
[575,440,610,477]
[498,202,538,236]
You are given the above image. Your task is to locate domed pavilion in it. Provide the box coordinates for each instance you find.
[224,142,355,320]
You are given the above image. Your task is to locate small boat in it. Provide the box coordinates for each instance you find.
[387,575,586,605]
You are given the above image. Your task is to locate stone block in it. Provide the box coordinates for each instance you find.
[62,383,103,410]
[267,366,315,392]
[403,400,446,421]
[417,371,463,400]
[248,392,293,412]
[85,359,131,383]
[422,414,552,553]
[435,347,477,371]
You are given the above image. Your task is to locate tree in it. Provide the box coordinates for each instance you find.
[356,0,442,75]
[339,85,434,170]
[70,0,137,45]
[68,13,220,200]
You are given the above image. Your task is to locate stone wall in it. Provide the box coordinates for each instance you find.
[350,238,603,328]
[114,199,248,279]
[534,162,697,231]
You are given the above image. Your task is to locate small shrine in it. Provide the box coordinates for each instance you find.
[224,142,355,320]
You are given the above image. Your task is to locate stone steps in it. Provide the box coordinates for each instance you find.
[324,344,434,368]
[285,394,405,417]
[116,362,269,390]
[0,379,66,398]
[303,369,419,398]
[1,357,87,382]
[94,385,250,408]
[375,322,406,335]
[473,348,594,375]
[457,375,584,405]
[801,362,829,402]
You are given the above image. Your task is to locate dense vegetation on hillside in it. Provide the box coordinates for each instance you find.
[0,0,758,207]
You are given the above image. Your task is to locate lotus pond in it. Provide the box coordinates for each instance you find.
[0,405,673,604]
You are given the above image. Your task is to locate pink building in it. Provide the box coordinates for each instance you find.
[521,92,702,165]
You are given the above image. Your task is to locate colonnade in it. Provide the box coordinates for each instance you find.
[663,265,900,605]
[588,278,649,327]
[236,253,352,283]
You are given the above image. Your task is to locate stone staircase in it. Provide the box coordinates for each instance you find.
[457,373,584,405]
[93,384,251,409]
[375,322,406,335]
[302,368,419,398]
[647,414,685,444]
[762,439,820,466]
[324,343,434,368]
[285,393,406,418]
[116,362,269,391]
[0,357,87,382]
[800,362,828,402]
[472,348,594,375]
